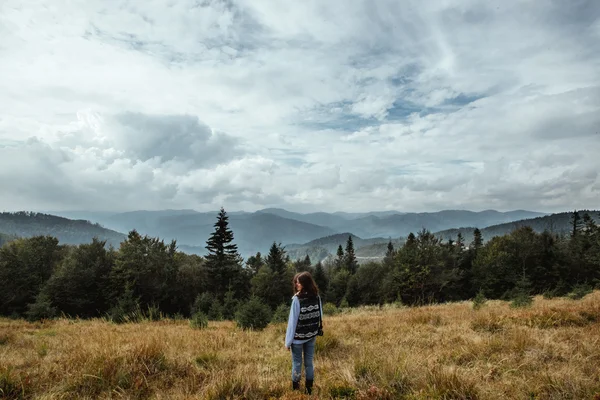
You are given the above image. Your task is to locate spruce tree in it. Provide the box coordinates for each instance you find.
[245,252,264,276]
[205,207,243,299]
[386,241,395,258]
[313,261,329,297]
[334,245,344,271]
[472,228,483,250]
[303,254,312,269]
[265,242,290,307]
[571,210,582,238]
[456,233,465,250]
[344,235,358,274]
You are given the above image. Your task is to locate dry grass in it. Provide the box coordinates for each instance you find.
[1,293,600,399]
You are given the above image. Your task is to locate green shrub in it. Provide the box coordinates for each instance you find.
[192,292,214,315]
[25,292,57,321]
[190,311,208,329]
[270,303,289,324]
[329,384,357,399]
[510,292,533,308]
[208,299,223,321]
[472,290,487,310]
[339,297,350,309]
[567,284,592,300]
[235,297,272,331]
[323,302,340,315]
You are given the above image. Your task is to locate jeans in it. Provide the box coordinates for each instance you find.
[291,337,316,382]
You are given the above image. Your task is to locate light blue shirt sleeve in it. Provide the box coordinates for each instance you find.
[285,296,300,348]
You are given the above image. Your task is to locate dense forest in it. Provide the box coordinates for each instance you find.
[0,208,598,324]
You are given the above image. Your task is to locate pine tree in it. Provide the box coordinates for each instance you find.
[303,254,312,269]
[344,236,358,274]
[406,232,417,247]
[245,252,264,276]
[266,242,287,274]
[313,261,328,298]
[472,228,483,250]
[386,241,394,258]
[571,210,582,238]
[265,242,290,307]
[205,208,243,299]
[456,233,465,250]
[334,245,344,271]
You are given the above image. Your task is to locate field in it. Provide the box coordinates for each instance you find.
[1,293,600,399]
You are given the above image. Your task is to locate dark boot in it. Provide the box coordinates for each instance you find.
[305,379,313,395]
[292,381,300,391]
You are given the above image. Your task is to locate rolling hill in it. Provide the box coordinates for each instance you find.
[0,212,126,247]
[20,207,548,257]
[434,211,600,244]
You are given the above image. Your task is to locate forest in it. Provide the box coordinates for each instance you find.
[1,208,599,326]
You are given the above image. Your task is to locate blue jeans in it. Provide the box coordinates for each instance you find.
[291,337,316,382]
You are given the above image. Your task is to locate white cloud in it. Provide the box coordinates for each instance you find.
[0,0,599,213]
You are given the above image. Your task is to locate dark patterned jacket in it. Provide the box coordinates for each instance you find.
[294,294,321,340]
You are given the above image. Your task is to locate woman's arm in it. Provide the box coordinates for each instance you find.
[285,296,300,348]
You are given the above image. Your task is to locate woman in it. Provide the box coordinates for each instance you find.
[285,271,323,395]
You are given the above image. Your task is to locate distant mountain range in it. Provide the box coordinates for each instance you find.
[3,208,594,262]
[434,211,600,244]
[0,212,126,247]
[17,207,539,257]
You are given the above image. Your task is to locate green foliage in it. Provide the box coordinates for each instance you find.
[339,297,350,309]
[25,292,58,321]
[344,235,358,274]
[250,243,292,310]
[190,311,208,329]
[42,238,114,318]
[322,302,340,315]
[329,384,357,399]
[567,284,593,300]
[221,289,239,320]
[0,236,63,317]
[510,275,533,308]
[235,297,272,331]
[328,269,351,306]
[472,290,487,310]
[192,293,214,315]
[1,207,600,322]
[270,303,289,324]
[313,261,329,296]
[107,286,140,323]
[205,208,245,299]
[208,299,224,321]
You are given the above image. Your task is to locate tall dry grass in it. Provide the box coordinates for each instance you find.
[1,292,600,399]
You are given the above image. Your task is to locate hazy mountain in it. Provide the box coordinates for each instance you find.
[0,212,126,247]
[285,232,407,263]
[257,209,544,238]
[434,211,600,244]
[328,210,546,238]
[49,210,333,257]
[39,207,546,257]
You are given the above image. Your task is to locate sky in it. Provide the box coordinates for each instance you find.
[1,0,599,214]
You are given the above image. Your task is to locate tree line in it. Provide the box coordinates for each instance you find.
[1,208,598,322]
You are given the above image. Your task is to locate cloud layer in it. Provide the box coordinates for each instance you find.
[1,0,599,213]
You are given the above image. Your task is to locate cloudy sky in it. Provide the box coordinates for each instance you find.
[1,0,599,213]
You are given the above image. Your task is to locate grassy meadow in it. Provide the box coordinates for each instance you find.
[1,293,600,400]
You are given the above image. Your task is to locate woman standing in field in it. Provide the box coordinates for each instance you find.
[285,271,323,395]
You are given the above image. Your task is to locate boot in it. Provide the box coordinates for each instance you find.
[292,381,300,391]
[305,379,313,395]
